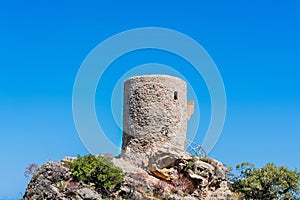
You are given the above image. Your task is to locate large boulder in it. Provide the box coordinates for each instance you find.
[23,161,103,200]
[148,148,192,180]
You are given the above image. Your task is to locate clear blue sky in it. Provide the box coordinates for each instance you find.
[0,1,300,199]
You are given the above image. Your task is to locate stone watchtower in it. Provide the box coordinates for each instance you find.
[121,75,194,166]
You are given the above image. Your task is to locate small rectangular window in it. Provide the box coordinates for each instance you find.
[174,91,178,100]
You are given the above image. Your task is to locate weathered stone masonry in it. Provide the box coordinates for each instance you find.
[121,75,194,165]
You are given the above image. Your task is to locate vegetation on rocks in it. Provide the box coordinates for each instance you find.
[228,162,300,200]
[24,163,39,180]
[23,153,300,199]
[23,154,125,200]
[68,154,125,191]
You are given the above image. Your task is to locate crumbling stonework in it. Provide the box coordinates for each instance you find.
[122,75,192,167]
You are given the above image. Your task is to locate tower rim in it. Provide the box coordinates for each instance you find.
[124,74,186,84]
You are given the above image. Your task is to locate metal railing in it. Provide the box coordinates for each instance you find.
[186,139,207,158]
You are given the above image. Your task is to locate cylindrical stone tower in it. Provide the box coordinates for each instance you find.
[122,75,188,160]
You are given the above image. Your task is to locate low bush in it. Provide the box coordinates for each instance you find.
[68,154,124,191]
[229,162,300,200]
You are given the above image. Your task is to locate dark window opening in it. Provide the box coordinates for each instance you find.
[151,85,156,90]
[174,91,178,100]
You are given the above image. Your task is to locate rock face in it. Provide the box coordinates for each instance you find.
[23,162,102,200]
[114,155,234,200]
[23,155,235,200]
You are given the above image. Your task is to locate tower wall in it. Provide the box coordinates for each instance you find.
[122,75,187,157]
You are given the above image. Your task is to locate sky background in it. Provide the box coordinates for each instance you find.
[0,1,300,199]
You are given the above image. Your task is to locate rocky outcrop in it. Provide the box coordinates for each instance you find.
[23,162,102,200]
[114,152,234,200]
[23,154,235,200]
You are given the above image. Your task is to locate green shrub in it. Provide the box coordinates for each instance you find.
[229,162,300,200]
[185,155,196,171]
[68,154,124,191]
[199,157,210,163]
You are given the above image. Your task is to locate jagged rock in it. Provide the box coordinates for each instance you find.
[168,195,198,200]
[187,160,215,188]
[61,156,77,166]
[200,158,226,180]
[148,149,180,170]
[151,168,173,180]
[77,188,102,199]
[23,161,103,200]
[23,155,235,200]
[148,148,192,180]
[148,149,180,180]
